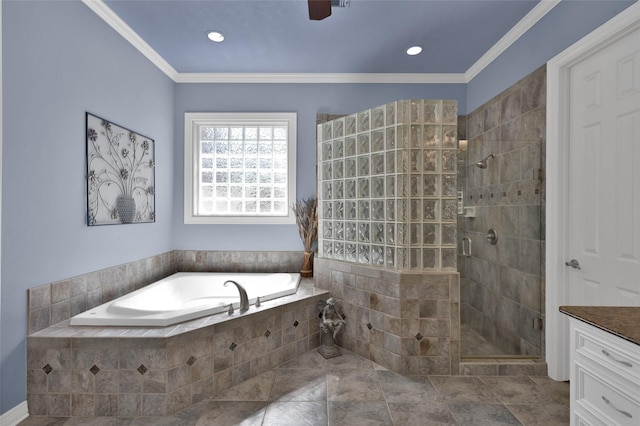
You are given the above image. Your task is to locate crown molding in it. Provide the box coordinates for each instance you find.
[85,0,558,84]
[81,0,179,81]
[465,0,561,82]
[174,72,467,84]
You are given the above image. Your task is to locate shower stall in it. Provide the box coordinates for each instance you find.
[457,67,546,359]
[315,75,546,374]
[457,138,544,358]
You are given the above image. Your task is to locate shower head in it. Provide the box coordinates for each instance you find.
[475,153,496,169]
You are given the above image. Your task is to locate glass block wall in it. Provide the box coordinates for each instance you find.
[317,99,458,271]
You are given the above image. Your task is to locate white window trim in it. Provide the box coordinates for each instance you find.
[184,112,297,224]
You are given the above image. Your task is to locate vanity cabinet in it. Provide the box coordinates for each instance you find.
[569,318,640,425]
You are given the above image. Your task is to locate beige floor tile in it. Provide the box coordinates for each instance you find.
[507,403,570,426]
[328,401,393,425]
[377,370,440,403]
[447,402,522,425]
[262,401,327,426]
[429,376,500,403]
[270,368,327,402]
[195,401,266,426]
[529,376,570,406]
[478,376,554,405]
[327,369,385,402]
[387,401,458,425]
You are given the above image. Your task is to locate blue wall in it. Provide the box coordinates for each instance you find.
[1,0,174,412]
[1,0,636,416]
[466,0,635,112]
[173,83,466,250]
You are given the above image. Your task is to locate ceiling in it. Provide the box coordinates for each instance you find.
[101,0,541,76]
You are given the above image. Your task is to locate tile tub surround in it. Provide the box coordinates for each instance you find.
[314,257,460,376]
[459,65,546,357]
[27,250,305,334]
[26,278,328,417]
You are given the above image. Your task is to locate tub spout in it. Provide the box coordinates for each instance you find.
[223,280,249,311]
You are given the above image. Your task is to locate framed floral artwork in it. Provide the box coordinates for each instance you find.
[86,113,155,225]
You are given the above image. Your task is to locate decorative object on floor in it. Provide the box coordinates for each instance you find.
[318,298,345,358]
[292,197,318,277]
[86,113,155,225]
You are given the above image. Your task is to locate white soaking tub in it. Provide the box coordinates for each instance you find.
[70,272,301,327]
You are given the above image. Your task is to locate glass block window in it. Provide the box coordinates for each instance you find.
[184,113,297,224]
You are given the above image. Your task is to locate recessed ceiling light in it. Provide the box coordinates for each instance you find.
[207,31,224,43]
[406,46,422,56]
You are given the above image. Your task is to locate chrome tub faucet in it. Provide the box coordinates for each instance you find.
[223,280,249,312]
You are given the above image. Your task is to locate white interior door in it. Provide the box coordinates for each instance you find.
[546,2,640,382]
[566,28,640,307]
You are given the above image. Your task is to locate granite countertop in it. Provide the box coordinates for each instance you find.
[560,306,640,346]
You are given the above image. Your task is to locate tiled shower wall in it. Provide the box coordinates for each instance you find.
[459,65,546,356]
[27,251,304,334]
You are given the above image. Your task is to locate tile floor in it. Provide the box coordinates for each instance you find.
[461,325,506,357]
[18,349,569,426]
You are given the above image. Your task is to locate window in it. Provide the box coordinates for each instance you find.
[184,112,297,224]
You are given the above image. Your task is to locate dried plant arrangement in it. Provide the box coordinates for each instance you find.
[292,197,318,253]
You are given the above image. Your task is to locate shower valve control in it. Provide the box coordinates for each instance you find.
[485,228,498,245]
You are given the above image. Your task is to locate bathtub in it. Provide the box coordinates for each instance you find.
[69,272,301,327]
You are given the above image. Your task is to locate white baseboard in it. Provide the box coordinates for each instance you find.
[0,401,28,426]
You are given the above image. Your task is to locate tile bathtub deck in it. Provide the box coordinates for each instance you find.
[18,349,569,426]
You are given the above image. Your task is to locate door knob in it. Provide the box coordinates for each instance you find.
[565,259,581,270]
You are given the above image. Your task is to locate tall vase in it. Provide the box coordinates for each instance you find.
[116,196,136,224]
[301,251,314,277]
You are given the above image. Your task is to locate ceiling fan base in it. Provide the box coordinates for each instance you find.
[308,0,332,21]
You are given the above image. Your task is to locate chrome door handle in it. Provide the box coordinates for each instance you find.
[565,259,581,270]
